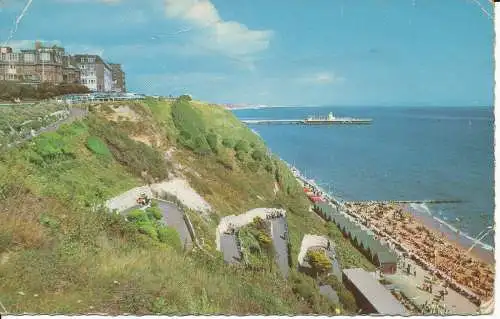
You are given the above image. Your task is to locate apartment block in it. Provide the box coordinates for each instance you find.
[0,42,125,93]
[110,63,126,93]
[73,54,113,92]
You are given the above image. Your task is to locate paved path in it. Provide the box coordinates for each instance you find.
[157,201,192,249]
[38,107,88,135]
[270,217,289,278]
[220,233,240,264]
[384,258,477,314]
[6,106,89,149]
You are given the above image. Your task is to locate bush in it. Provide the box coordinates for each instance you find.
[137,220,158,240]
[246,161,260,173]
[324,275,358,313]
[222,138,233,148]
[30,132,75,165]
[236,151,246,162]
[86,136,111,157]
[234,140,249,153]
[178,94,192,102]
[127,209,149,223]
[257,232,272,246]
[171,97,205,150]
[0,81,89,101]
[291,273,317,303]
[157,225,182,251]
[206,133,219,154]
[145,206,163,221]
[306,250,332,274]
[193,135,212,156]
[251,149,266,161]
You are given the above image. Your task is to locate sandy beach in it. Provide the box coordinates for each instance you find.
[344,202,494,303]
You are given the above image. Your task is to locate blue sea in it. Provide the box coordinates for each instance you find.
[232,106,495,249]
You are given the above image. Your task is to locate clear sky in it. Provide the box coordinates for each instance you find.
[0,0,494,106]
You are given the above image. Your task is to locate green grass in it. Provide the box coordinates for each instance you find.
[0,97,373,315]
[86,136,112,157]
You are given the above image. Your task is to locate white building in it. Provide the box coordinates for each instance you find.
[73,54,113,92]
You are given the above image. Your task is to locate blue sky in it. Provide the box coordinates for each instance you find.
[0,0,494,106]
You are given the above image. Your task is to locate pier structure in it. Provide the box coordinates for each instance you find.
[347,200,464,205]
[241,118,372,125]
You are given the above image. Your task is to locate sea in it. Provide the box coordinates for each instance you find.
[232,106,495,255]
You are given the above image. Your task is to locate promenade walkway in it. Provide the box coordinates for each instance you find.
[270,217,289,278]
[220,234,240,264]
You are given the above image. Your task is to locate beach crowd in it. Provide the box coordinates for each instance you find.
[345,202,494,303]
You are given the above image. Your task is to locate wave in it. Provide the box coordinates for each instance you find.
[410,203,494,252]
[432,215,494,252]
[410,202,433,215]
[251,129,261,137]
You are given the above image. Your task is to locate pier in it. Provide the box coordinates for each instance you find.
[241,118,372,125]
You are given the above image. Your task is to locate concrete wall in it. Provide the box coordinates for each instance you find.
[105,186,153,213]
[215,208,287,251]
[297,234,329,267]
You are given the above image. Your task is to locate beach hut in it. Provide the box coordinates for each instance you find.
[314,202,330,220]
[374,251,398,274]
[367,241,387,264]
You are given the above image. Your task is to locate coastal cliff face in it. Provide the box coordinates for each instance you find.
[0,98,370,315]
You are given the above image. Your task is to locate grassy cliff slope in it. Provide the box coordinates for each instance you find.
[0,97,373,315]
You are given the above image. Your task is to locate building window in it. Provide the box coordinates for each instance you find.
[25,53,35,63]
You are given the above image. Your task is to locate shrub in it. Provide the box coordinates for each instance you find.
[306,249,332,274]
[157,225,182,251]
[234,140,249,153]
[246,161,260,173]
[291,273,317,303]
[137,221,158,240]
[39,213,60,230]
[171,98,205,149]
[222,138,233,148]
[236,151,246,162]
[206,133,219,154]
[30,132,75,165]
[86,136,111,157]
[251,149,266,161]
[257,232,272,246]
[178,94,192,102]
[325,275,358,313]
[127,209,149,223]
[0,232,13,253]
[193,135,212,156]
[146,206,163,221]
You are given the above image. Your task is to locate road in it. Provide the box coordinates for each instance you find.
[270,217,290,278]
[220,233,240,264]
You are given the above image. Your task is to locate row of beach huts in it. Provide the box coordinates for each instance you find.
[303,186,398,274]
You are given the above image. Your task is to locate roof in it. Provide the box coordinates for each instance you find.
[376,251,398,264]
[342,268,408,315]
